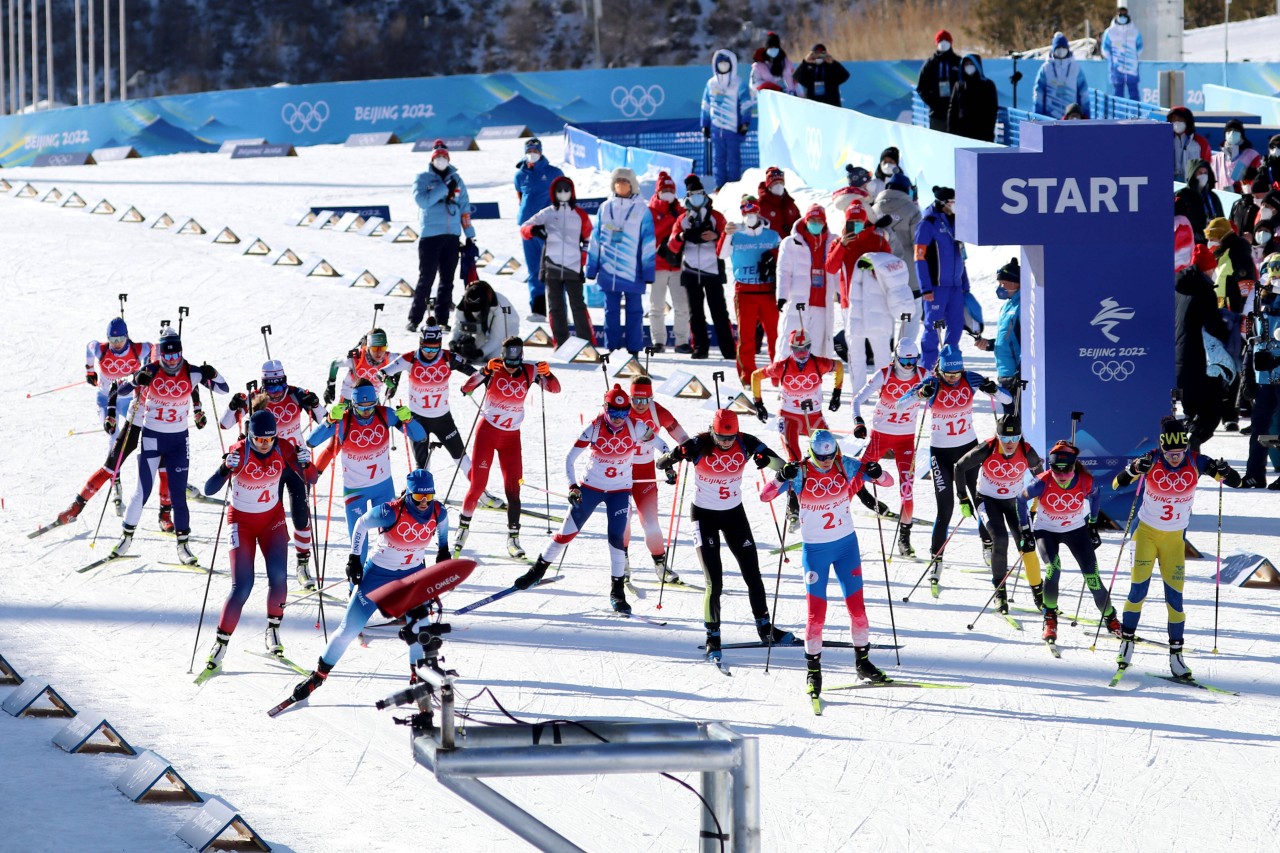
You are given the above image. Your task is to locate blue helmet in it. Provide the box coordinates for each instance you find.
[809,429,839,462]
[406,469,435,495]
[938,344,964,374]
[107,317,128,340]
[351,383,379,414]
[248,409,278,441]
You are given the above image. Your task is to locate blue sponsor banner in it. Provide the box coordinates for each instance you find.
[563,124,691,190]
[955,120,1172,519]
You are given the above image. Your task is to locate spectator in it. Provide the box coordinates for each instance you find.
[586,168,654,356]
[1175,244,1231,452]
[866,147,907,199]
[648,172,689,353]
[701,49,753,191]
[1213,119,1263,194]
[513,137,563,321]
[667,174,734,359]
[1174,159,1223,244]
[975,258,1022,413]
[722,196,783,384]
[839,251,915,400]
[1231,175,1268,242]
[409,140,476,332]
[750,31,796,95]
[947,54,998,141]
[1253,220,1279,269]
[519,175,593,349]
[1207,215,1256,430]
[913,186,970,371]
[871,171,924,328]
[1168,106,1212,183]
[758,166,801,238]
[794,43,849,107]
[1062,103,1085,120]
[916,30,961,132]
[826,197,893,379]
[777,204,840,359]
[1259,134,1280,187]
[449,280,518,364]
[1034,33,1089,121]
[1101,3,1143,101]
[1242,256,1280,488]
[832,164,873,214]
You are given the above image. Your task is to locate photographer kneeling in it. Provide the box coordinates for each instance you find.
[449,280,519,364]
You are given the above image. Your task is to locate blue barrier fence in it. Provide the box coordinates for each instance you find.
[569,119,758,175]
[1087,88,1163,121]
[911,92,1052,148]
[562,124,695,187]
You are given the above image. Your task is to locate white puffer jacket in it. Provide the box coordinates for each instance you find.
[844,251,916,340]
[776,221,838,308]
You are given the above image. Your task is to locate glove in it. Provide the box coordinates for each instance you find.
[758,252,777,281]
[346,554,364,586]
[299,390,320,410]
[959,495,974,518]
[662,465,678,485]
[776,298,787,312]
[465,237,475,250]
[198,363,218,380]
[103,410,117,434]
[295,446,312,467]
[752,398,768,423]
[737,123,749,135]
[853,416,867,439]
[436,545,451,564]
[323,378,336,405]
[229,392,248,413]
[978,378,999,395]
[1086,518,1101,549]
[530,225,548,240]
[86,369,98,387]
[753,451,773,469]
[917,379,937,399]
[395,405,412,423]
[328,401,348,423]
[446,177,459,194]
[1255,350,1278,371]
[485,357,504,375]
[1017,528,1036,553]
[194,409,207,429]
[135,369,154,387]
[828,387,842,412]
[1130,455,1154,476]
[568,484,582,507]
[224,450,241,471]
[863,461,883,480]
[383,374,401,399]
[536,361,551,377]
[780,462,800,480]
[702,126,710,139]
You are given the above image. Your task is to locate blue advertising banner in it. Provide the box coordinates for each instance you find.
[563,125,693,191]
[955,120,1173,519]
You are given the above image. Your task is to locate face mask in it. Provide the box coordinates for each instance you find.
[432,157,449,171]
[1258,231,1272,245]
[744,213,760,228]
[963,64,976,76]
[769,184,784,196]
[525,152,541,164]
[1197,174,1209,187]
[1172,121,1186,135]
[850,220,865,234]
[1208,240,1221,250]
[659,191,676,202]
[881,162,897,175]
[944,201,956,214]
[716,61,731,73]
[1054,48,1069,59]
[555,190,571,202]
[688,192,706,207]
[1263,208,1276,221]
[766,47,779,58]
[1271,146,1280,157]
[1227,131,1242,145]
[937,40,950,52]
[1117,15,1129,24]
[806,220,824,235]
[996,284,1010,300]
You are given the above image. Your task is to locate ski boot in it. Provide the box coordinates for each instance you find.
[609,575,632,616]
[706,630,724,665]
[480,490,507,510]
[805,652,822,696]
[928,552,943,595]
[1117,630,1136,670]
[452,516,471,556]
[1030,583,1045,613]
[785,510,800,534]
[112,478,124,516]
[1169,639,1192,680]
[896,523,915,558]
[176,533,199,566]
[994,585,1009,615]
[506,525,526,559]
[111,524,136,558]
[203,631,230,674]
[872,500,896,519]
[265,616,284,657]
[1104,610,1123,638]
[290,659,333,703]
[158,504,175,533]
[981,539,994,567]
[653,554,681,585]
[1042,610,1058,643]
[756,617,795,645]
[854,645,889,683]
[296,551,315,590]
[57,495,87,526]
[513,556,551,590]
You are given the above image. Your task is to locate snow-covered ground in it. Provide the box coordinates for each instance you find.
[3,135,1280,853]
[1184,13,1280,62]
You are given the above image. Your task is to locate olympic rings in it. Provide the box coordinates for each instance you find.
[393,520,434,543]
[281,100,330,133]
[1042,491,1085,513]
[706,451,746,473]
[610,84,665,118]
[1091,360,1135,382]
[1152,468,1196,492]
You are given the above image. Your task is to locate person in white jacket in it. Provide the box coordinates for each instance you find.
[777,204,840,359]
[449,280,519,364]
[843,251,917,398]
[871,172,924,337]
[520,175,595,347]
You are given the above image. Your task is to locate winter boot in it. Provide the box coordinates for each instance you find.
[1104,610,1123,638]
[112,478,124,516]
[203,631,230,673]
[296,551,315,590]
[994,585,1009,615]
[653,553,681,584]
[1117,630,1136,670]
[1169,640,1192,680]
[805,652,822,696]
[896,523,915,558]
[706,630,723,663]
[57,495,87,525]
[111,524,136,558]
[854,645,889,683]
[1030,583,1045,613]
[452,516,471,556]
[290,659,333,703]
[176,533,198,566]
[610,575,632,616]
[756,617,795,645]
[506,525,526,559]
[479,490,507,510]
[158,505,175,533]
[513,557,550,590]
[265,616,284,656]
[1042,610,1058,642]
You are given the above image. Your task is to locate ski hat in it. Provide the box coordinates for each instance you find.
[158,334,183,371]
[430,139,449,161]
[997,258,1021,284]
[368,328,389,348]
[937,343,964,373]
[887,171,912,193]
[605,383,631,411]
[712,408,739,436]
[803,204,826,223]
[808,428,838,461]
[765,31,782,50]
[656,171,677,195]
[845,164,872,188]
[405,468,435,496]
[524,137,542,154]
[248,409,278,441]
[610,167,640,196]
[629,376,653,399]
[549,175,577,205]
[1047,440,1078,471]
[935,29,952,45]
[685,173,705,193]
[107,317,128,339]
[1251,175,1271,194]
[1159,417,1189,450]
[765,166,785,188]
[463,280,495,314]
[844,197,867,221]
[351,381,379,411]
[261,359,286,382]
[501,336,524,370]
[1204,217,1233,243]
[896,339,920,360]
[996,413,1021,439]
[420,317,444,348]
[740,195,761,215]
[933,186,956,203]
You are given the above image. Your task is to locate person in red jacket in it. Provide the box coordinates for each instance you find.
[825,199,892,368]
[667,175,734,358]
[758,166,801,238]
[649,171,689,353]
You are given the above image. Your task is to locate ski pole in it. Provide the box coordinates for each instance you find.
[1089,477,1144,650]
[261,324,272,360]
[318,439,339,614]
[25,381,81,399]
[177,306,189,337]
[871,482,902,665]
[119,292,127,317]
[1213,478,1223,654]
[711,371,724,408]
[91,386,148,549]
[599,353,611,390]
[444,381,491,506]
[763,487,792,675]
[759,470,789,563]
[371,302,384,332]
[965,549,1028,630]
[657,460,688,611]
[541,383,552,533]
[310,477,329,643]
[289,577,349,607]
[187,464,233,674]
[903,512,966,602]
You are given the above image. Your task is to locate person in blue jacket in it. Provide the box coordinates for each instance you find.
[1034,33,1089,120]
[1243,267,1280,488]
[513,137,563,321]
[586,167,655,355]
[914,186,970,371]
[1101,4,1143,101]
[976,257,1022,413]
[701,49,753,191]
[409,139,477,332]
